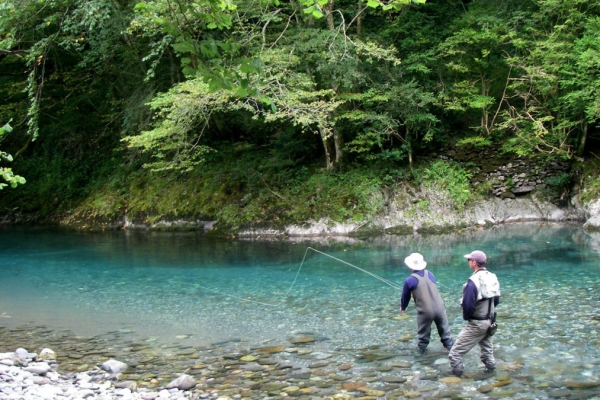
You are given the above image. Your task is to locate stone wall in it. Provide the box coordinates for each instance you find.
[439,145,571,200]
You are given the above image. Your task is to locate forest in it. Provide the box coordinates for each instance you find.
[0,0,599,231]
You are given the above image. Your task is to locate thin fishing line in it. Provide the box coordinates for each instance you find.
[304,247,403,290]
[199,246,401,306]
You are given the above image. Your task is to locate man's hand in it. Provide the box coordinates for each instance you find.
[399,308,404,313]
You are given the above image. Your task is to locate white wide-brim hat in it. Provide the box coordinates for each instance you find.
[404,252,427,271]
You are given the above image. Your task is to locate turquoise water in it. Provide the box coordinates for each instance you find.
[1,223,600,384]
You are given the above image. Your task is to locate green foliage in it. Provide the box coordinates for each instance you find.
[414,160,473,211]
[0,120,26,189]
[65,148,386,228]
[473,180,493,198]
[581,160,600,204]
[122,47,343,172]
[544,173,572,190]
[497,0,600,160]
[457,136,492,148]
[197,148,386,227]
[435,1,518,137]
[298,0,425,19]
[2,0,599,229]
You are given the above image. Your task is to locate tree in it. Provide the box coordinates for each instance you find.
[499,0,600,159]
[124,0,429,171]
[0,121,26,189]
[435,0,519,138]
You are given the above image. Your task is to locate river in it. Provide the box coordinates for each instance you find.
[1,222,599,398]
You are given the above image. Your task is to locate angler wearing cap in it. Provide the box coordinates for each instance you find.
[399,253,454,354]
[449,250,501,377]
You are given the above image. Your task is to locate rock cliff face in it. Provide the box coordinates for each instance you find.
[232,145,581,238]
[236,185,588,237]
[583,199,600,231]
[67,180,592,236]
[439,144,571,200]
[7,172,594,236]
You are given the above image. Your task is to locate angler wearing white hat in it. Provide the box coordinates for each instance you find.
[399,252,454,354]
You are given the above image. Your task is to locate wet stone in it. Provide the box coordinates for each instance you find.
[356,386,386,397]
[488,389,518,398]
[420,373,439,381]
[570,392,600,399]
[288,371,311,379]
[176,349,196,356]
[433,391,465,399]
[258,359,277,365]
[418,384,439,393]
[310,368,329,376]
[360,369,378,377]
[548,389,571,398]
[316,380,334,388]
[254,345,286,354]
[478,383,494,393]
[565,380,600,388]
[269,369,287,376]
[381,376,407,383]
[342,381,367,391]
[439,376,461,384]
[309,361,329,368]
[289,336,315,344]
[492,379,513,387]
[389,362,412,368]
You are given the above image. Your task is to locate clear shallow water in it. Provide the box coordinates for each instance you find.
[1,223,600,388]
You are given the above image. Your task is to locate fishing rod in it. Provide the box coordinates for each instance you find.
[199,246,401,306]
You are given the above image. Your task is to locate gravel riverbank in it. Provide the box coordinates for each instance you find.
[2,324,600,400]
[0,324,483,400]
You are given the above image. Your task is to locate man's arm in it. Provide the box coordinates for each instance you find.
[399,276,418,312]
[461,280,478,320]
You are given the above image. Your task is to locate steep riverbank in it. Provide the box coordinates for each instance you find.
[1,189,596,236]
[2,155,599,236]
[56,188,597,237]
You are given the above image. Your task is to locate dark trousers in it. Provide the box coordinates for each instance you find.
[417,312,453,349]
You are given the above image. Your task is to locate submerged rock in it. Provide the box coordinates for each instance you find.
[165,373,196,390]
[101,359,128,374]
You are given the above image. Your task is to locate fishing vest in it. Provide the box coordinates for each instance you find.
[469,269,501,301]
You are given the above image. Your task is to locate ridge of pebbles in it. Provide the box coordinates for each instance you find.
[0,348,200,400]
[3,326,600,400]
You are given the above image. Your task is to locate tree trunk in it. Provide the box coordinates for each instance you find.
[320,128,336,170]
[576,122,587,157]
[356,0,365,37]
[333,127,344,169]
[324,0,335,31]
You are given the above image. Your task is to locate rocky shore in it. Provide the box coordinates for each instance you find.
[3,324,600,400]
[1,348,199,400]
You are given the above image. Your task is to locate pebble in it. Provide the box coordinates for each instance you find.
[2,325,600,400]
